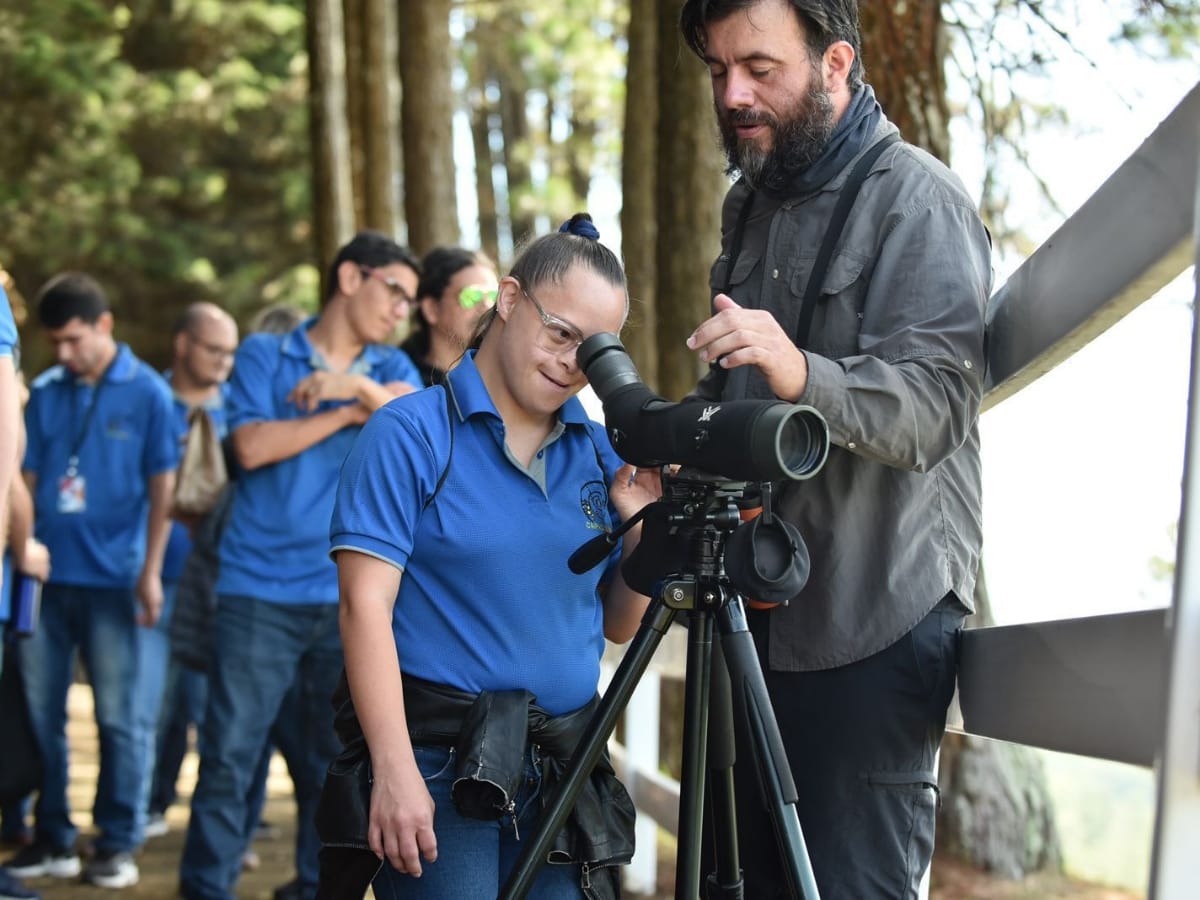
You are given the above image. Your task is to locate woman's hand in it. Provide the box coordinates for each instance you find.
[609,462,662,523]
[368,757,439,876]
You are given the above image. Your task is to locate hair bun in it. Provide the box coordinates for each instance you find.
[558,213,601,242]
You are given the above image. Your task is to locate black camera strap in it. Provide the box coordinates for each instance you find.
[720,132,900,350]
[794,132,899,348]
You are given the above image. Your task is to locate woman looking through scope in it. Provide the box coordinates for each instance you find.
[322,213,660,899]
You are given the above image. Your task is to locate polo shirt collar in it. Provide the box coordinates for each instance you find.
[447,350,589,427]
[95,343,137,384]
[281,316,388,375]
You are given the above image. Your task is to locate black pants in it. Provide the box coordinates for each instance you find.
[708,594,966,900]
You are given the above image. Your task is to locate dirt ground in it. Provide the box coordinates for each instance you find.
[10,685,1143,900]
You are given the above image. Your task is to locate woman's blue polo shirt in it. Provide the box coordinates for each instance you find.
[24,344,178,588]
[216,319,421,605]
[330,351,624,715]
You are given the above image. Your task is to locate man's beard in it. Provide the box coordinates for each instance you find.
[719,78,836,192]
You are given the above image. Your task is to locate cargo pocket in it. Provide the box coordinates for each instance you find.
[866,769,939,899]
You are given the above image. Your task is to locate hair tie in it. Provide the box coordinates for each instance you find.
[558,217,601,242]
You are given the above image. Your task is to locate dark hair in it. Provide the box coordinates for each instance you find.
[679,0,865,92]
[325,230,421,302]
[405,246,496,360]
[470,213,627,349]
[36,272,110,329]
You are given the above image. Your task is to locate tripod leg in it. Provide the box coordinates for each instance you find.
[676,610,714,900]
[500,598,677,900]
[717,599,821,900]
[703,641,744,899]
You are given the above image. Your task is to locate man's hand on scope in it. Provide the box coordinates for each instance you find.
[687,294,809,402]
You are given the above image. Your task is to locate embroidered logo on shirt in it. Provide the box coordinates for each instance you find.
[579,480,611,532]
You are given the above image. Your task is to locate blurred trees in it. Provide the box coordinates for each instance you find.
[0,0,1195,382]
[0,0,312,372]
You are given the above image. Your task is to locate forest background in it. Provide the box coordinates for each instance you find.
[1,0,1199,894]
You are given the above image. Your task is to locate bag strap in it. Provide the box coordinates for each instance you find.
[794,132,900,348]
[422,381,456,511]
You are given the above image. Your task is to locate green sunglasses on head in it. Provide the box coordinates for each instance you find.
[458,285,498,310]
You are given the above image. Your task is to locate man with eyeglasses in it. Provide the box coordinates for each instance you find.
[180,232,423,900]
[133,303,237,844]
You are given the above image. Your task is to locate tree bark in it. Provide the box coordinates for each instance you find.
[653,0,724,402]
[397,0,458,254]
[619,0,659,388]
[360,0,396,232]
[495,52,536,249]
[342,0,367,228]
[860,1,951,164]
[467,34,501,265]
[307,0,355,295]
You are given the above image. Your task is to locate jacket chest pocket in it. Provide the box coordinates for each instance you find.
[709,252,761,303]
[789,250,869,358]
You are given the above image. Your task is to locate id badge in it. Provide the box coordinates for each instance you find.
[57,473,87,513]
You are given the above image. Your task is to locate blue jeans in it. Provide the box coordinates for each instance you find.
[149,653,209,815]
[371,746,583,900]
[133,580,178,831]
[179,595,343,900]
[17,584,145,852]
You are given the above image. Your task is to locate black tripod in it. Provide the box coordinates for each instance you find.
[500,476,820,899]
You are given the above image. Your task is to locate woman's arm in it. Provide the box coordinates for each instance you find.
[600,463,660,642]
[337,550,438,876]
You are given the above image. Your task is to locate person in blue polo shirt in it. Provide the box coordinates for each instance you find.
[324,214,660,900]
[179,231,424,900]
[5,272,177,890]
[135,302,238,840]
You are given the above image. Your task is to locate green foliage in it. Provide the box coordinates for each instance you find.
[0,0,312,373]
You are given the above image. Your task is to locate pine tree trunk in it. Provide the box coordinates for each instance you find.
[307,0,355,294]
[360,0,395,232]
[619,0,659,388]
[653,0,724,402]
[860,1,951,164]
[397,0,458,253]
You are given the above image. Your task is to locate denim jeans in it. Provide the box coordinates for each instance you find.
[17,583,145,852]
[133,580,178,831]
[371,746,583,900]
[179,594,343,900]
[149,652,209,815]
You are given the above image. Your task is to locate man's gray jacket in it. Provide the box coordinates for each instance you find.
[693,116,992,670]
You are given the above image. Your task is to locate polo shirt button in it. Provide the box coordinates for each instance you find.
[963,359,974,369]
[772,268,779,279]
[537,450,544,459]
[847,441,857,450]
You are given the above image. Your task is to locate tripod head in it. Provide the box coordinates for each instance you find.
[570,467,811,609]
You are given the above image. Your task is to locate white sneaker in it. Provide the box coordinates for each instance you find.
[83,850,139,889]
[144,812,170,839]
[3,842,81,879]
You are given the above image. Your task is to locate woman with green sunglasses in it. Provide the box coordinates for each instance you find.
[400,247,498,387]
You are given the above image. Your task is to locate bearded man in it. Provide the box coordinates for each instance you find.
[679,1,992,896]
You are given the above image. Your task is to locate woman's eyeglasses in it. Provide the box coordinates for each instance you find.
[458,285,498,310]
[521,285,585,356]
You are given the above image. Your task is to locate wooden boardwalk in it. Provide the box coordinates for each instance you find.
[10,683,309,900]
